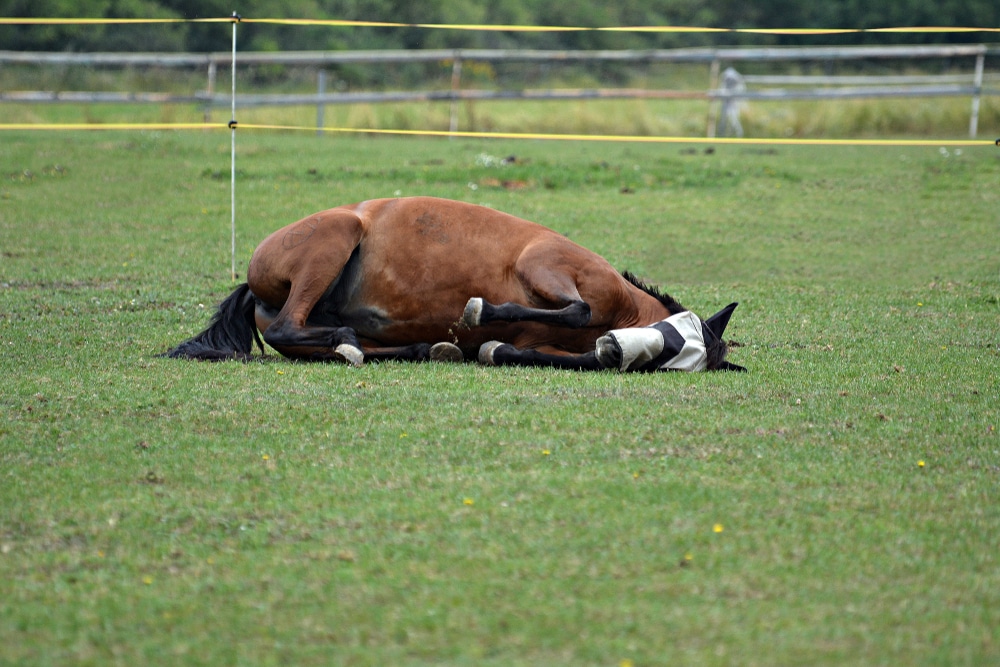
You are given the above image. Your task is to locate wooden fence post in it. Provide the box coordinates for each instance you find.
[449,56,463,136]
[204,61,216,123]
[706,57,720,138]
[317,69,327,136]
[969,52,985,138]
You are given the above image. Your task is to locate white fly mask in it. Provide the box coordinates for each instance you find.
[594,303,742,372]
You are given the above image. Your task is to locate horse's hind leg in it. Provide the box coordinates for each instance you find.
[319,327,365,366]
[249,210,368,363]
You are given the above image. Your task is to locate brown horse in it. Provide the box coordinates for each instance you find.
[166,196,744,372]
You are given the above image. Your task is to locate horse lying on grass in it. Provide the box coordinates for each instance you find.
[166,196,745,372]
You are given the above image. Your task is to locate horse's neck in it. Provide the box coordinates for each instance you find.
[627,287,674,327]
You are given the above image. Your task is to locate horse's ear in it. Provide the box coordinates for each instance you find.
[705,302,738,339]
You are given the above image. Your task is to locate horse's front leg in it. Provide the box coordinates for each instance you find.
[462,297,591,329]
[477,341,604,371]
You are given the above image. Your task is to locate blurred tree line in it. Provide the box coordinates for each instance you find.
[1,0,996,52]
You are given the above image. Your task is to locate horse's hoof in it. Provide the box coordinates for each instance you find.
[462,297,483,327]
[333,343,364,367]
[478,340,506,365]
[429,342,464,363]
[595,334,623,370]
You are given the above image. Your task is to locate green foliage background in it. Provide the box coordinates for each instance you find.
[1,0,998,53]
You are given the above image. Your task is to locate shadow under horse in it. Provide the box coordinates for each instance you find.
[166,196,745,372]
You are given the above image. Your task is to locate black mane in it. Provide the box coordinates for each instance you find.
[621,271,686,314]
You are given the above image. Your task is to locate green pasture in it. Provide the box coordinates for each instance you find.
[1,129,998,665]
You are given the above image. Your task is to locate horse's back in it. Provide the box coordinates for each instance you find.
[356,197,560,262]
[365,195,626,289]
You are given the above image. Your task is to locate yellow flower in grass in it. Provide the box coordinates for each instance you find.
[713,523,724,533]
[463,498,474,506]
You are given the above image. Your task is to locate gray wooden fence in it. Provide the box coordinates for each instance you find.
[2,44,997,137]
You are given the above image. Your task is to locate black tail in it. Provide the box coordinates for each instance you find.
[164,283,263,361]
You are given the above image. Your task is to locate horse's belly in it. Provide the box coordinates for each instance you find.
[342,292,468,344]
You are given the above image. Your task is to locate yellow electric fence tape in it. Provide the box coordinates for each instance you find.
[0,123,218,131]
[228,125,1000,147]
[1,122,992,148]
[0,18,232,24]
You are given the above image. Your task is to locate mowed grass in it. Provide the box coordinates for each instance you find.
[1,129,999,666]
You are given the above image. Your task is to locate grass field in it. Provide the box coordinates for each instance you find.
[1,128,999,665]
